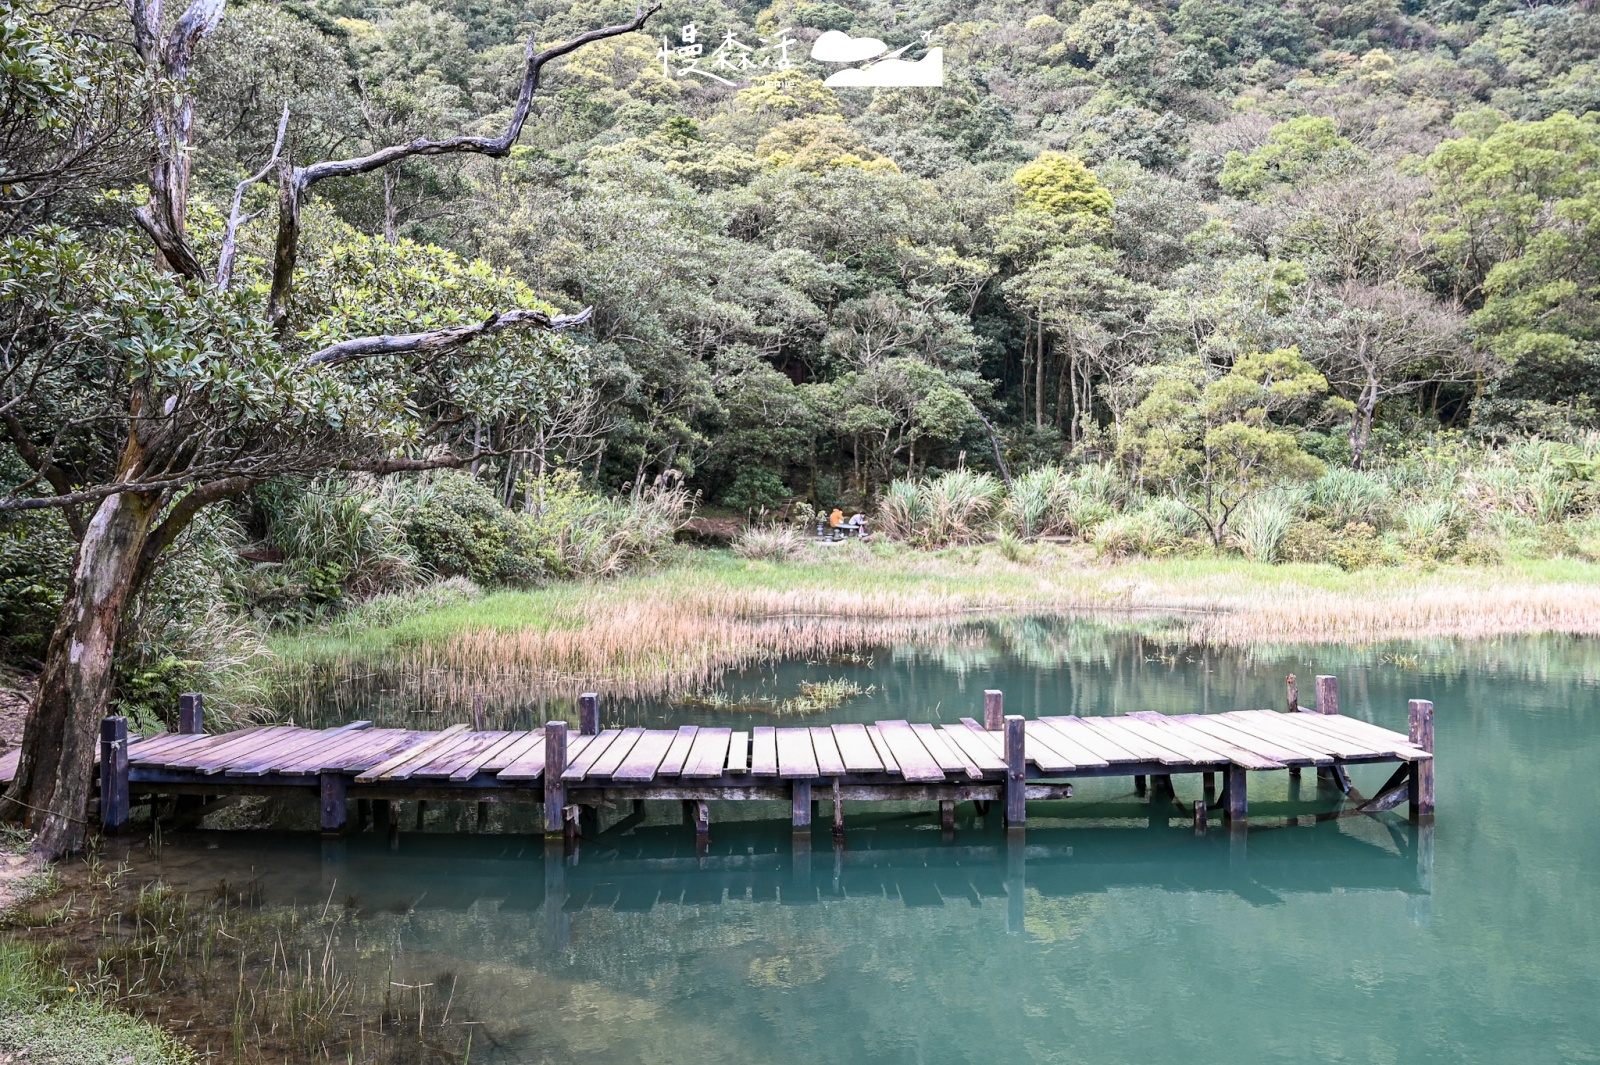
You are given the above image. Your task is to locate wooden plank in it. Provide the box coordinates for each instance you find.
[275,727,399,775]
[1038,717,1143,764]
[809,727,846,776]
[915,724,983,780]
[1226,711,1381,759]
[1026,719,1114,770]
[682,728,733,778]
[353,725,468,783]
[941,723,1007,773]
[1150,715,1285,771]
[1287,710,1433,760]
[481,730,543,771]
[160,727,290,771]
[865,725,901,776]
[450,732,531,781]
[383,729,481,781]
[426,731,517,778]
[874,721,945,783]
[561,729,622,781]
[1097,717,1216,767]
[495,739,550,781]
[1075,717,1188,765]
[586,727,646,780]
[613,730,678,782]
[1210,712,1345,763]
[776,727,819,778]
[750,727,778,776]
[1180,716,1319,766]
[829,723,884,773]
[326,730,427,773]
[224,729,335,776]
[135,727,264,764]
[0,749,19,785]
[1020,720,1080,773]
[726,731,749,774]
[656,726,700,777]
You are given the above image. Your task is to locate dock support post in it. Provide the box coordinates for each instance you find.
[940,799,956,834]
[1005,829,1025,935]
[415,800,427,830]
[792,780,812,832]
[370,799,388,832]
[179,692,203,734]
[578,693,599,737]
[1193,799,1207,835]
[1408,698,1435,822]
[387,800,399,850]
[1004,715,1026,828]
[543,720,568,836]
[1224,764,1248,823]
[319,772,347,836]
[1133,774,1147,796]
[831,779,844,838]
[694,801,709,840]
[1202,771,1216,799]
[357,799,372,832]
[99,716,129,835]
[1152,774,1174,797]
[544,838,569,952]
[984,690,1004,731]
[1286,674,1298,714]
[1316,675,1340,787]
[476,801,489,832]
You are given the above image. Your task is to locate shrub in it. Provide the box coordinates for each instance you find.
[1310,469,1390,529]
[921,468,1003,546]
[0,510,73,662]
[721,469,791,515]
[1280,520,1337,564]
[384,471,538,586]
[733,524,809,561]
[1328,521,1382,570]
[876,479,927,542]
[524,471,692,578]
[1231,493,1301,562]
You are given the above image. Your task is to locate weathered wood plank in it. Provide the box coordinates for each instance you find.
[1234,710,1387,759]
[1075,717,1187,765]
[383,729,481,781]
[445,731,526,780]
[225,729,336,776]
[613,729,678,782]
[726,731,749,773]
[1025,719,1112,769]
[1153,715,1286,770]
[809,727,846,776]
[830,723,884,773]
[1289,710,1433,760]
[353,725,469,783]
[141,727,268,767]
[326,730,427,773]
[682,728,733,779]
[1037,717,1142,764]
[1097,717,1217,766]
[1180,716,1318,766]
[1020,721,1079,773]
[750,727,778,776]
[412,731,508,777]
[942,723,1007,773]
[586,727,646,780]
[269,727,388,776]
[1004,715,1026,825]
[1214,712,1349,763]
[656,725,700,777]
[481,730,545,772]
[874,721,945,783]
[776,727,819,779]
[162,727,292,771]
[915,724,982,779]
[561,729,621,782]
[865,725,901,776]
[494,738,551,781]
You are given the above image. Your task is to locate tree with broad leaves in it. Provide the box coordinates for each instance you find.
[0,0,659,858]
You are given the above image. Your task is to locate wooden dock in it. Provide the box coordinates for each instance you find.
[0,679,1436,839]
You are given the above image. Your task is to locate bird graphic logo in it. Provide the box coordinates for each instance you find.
[810,30,944,87]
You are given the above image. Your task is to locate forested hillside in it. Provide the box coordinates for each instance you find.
[2,0,1599,850]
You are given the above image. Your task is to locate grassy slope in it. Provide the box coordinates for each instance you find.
[273,547,1600,687]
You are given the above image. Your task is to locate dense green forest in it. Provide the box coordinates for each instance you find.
[2,0,1598,851]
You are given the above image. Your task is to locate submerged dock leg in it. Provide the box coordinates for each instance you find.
[940,799,956,834]
[543,720,568,837]
[1202,771,1216,800]
[1193,799,1207,835]
[1005,828,1026,935]
[1133,774,1147,797]
[792,780,812,832]
[1316,675,1341,788]
[832,780,844,838]
[319,772,347,836]
[1004,715,1026,828]
[1224,765,1248,823]
[1408,699,1435,822]
[476,801,489,832]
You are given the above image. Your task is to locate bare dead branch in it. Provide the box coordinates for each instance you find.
[266,4,660,329]
[302,306,593,367]
[217,103,289,290]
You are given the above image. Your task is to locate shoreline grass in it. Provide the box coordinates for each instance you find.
[268,546,1600,706]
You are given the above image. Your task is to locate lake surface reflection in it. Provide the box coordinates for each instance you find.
[153,623,1600,1063]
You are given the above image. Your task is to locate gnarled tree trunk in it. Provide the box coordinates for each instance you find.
[1,490,158,856]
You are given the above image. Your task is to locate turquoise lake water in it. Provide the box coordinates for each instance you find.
[147,622,1600,1063]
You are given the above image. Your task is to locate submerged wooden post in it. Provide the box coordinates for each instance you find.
[370,799,389,832]
[357,798,372,831]
[415,800,427,830]
[1133,774,1147,796]
[1224,764,1248,823]
[1202,771,1216,799]
[694,800,710,839]
[178,693,203,735]
[792,779,812,831]
[939,799,956,833]
[831,779,844,838]
[1193,798,1207,835]
[99,716,129,834]
[1004,828,1025,935]
[476,801,489,832]
[319,772,346,835]
[1004,715,1026,828]
[578,693,600,737]
[1408,698,1435,822]
[984,690,1004,731]
[543,720,568,836]
[544,838,569,952]
[1315,675,1339,715]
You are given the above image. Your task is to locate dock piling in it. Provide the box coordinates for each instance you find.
[984,690,1004,731]
[1193,798,1207,834]
[1004,715,1026,827]
[1286,674,1298,714]
[178,693,203,735]
[792,780,812,831]
[543,720,568,836]
[99,716,129,834]
[1316,675,1341,788]
[1408,698,1435,821]
[319,772,346,835]
[940,799,956,833]
[1224,764,1248,823]
[578,693,599,736]
[832,779,844,838]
